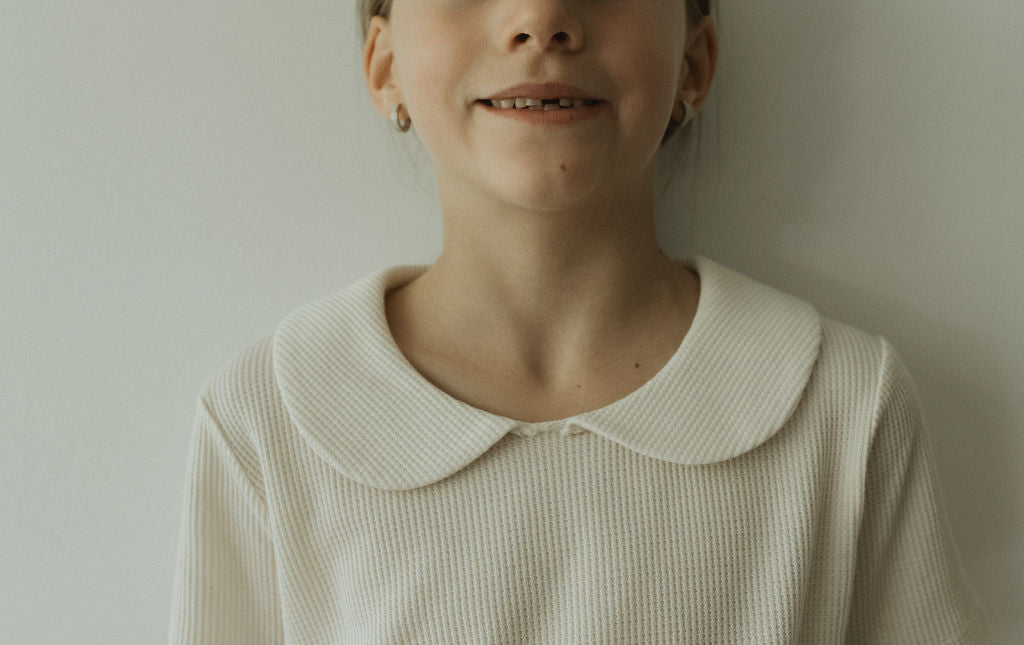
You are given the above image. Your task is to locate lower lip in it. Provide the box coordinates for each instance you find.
[476,100,606,125]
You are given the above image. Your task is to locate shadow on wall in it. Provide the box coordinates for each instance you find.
[657,3,861,260]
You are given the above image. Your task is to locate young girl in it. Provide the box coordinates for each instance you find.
[169,1,988,642]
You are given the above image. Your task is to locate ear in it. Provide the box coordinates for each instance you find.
[363,15,404,120]
[674,15,718,116]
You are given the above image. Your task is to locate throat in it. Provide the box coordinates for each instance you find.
[383,263,699,423]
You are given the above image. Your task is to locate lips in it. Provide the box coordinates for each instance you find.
[480,81,602,102]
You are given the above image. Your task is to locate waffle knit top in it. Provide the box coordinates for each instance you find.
[168,256,988,644]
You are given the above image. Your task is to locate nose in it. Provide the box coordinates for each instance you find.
[505,1,584,52]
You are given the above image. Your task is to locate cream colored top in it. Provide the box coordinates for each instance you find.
[168,256,988,644]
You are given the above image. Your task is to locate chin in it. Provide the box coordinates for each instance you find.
[494,163,606,212]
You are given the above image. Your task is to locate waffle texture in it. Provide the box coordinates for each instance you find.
[168,256,988,644]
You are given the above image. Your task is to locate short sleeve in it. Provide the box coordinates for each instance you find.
[844,339,989,644]
[168,393,285,644]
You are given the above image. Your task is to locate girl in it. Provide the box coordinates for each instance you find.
[169,0,988,642]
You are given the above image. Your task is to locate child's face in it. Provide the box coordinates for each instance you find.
[369,0,697,213]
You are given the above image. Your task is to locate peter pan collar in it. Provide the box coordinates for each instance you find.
[272,256,821,491]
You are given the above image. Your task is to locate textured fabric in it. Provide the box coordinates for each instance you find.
[168,256,988,644]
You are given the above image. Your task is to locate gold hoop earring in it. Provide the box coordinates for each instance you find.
[680,100,696,127]
[390,103,411,133]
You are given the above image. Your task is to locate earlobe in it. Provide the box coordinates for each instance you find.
[363,15,401,118]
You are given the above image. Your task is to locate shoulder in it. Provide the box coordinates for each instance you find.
[814,316,887,388]
[190,264,420,464]
[689,256,908,422]
[677,256,918,461]
[796,315,924,458]
[196,261,425,431]
[197,335,280,442]
[815,317,914,409]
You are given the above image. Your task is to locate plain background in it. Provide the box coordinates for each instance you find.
[2,1,1021,642]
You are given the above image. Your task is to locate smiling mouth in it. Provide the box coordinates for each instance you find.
[476,98,604,110]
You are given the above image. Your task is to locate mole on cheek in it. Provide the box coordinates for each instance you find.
[560,164,567,171]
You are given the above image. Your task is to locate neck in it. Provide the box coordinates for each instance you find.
[386,174,699,390]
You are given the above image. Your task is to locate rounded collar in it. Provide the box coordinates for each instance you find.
[272,256,822,491]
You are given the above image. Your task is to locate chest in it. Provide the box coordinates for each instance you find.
[261,429,862,643]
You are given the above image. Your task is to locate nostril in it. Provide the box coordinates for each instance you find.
[553,32,569,43]
[514,33,529,43]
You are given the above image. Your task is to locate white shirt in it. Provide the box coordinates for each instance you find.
[169,256,988,643]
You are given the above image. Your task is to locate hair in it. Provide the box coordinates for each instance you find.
[357,0,714,159]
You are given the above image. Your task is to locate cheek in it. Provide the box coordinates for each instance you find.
[394,43,441,106]
[391,43,472,161]
[392,16,466,114]
[610,41,680,115]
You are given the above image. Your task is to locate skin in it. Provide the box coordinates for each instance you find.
[363,0,718,422]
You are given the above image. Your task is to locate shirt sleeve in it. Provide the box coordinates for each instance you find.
[844,338,989,644]
[168,392,285,644]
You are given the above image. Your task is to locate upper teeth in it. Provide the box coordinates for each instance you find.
[489,98,593,110]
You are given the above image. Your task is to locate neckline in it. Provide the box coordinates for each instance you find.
[372,256,705,428]
[271,254,823,489]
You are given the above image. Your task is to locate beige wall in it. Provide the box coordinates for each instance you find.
[2,1,1020,642]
